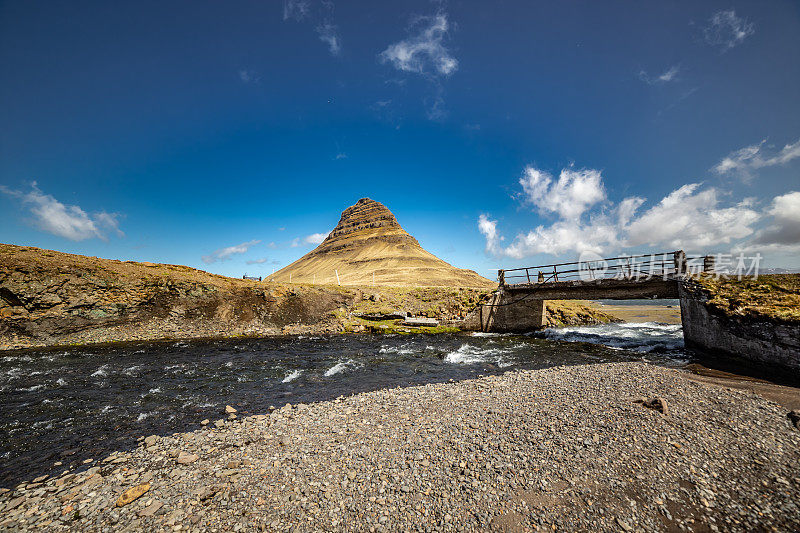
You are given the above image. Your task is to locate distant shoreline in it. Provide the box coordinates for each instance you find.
[590,301,682,325]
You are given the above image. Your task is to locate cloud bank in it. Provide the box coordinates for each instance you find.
[0,182,123,241]
[744,192,800,253]
[479,165,799,260]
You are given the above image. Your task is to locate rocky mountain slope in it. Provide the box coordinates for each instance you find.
[0,243,615,349]
[271,198,495,288]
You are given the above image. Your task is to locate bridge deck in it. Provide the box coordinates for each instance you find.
[502,276,680,300]
[497,251,698,300]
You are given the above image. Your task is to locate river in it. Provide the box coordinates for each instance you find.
[0,323,688,487]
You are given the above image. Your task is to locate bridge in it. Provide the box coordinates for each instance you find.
[462,251,800,377]
[465,251,715,332]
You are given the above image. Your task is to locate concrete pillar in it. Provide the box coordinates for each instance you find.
[673,250,687,275]
[462,291,547,332]
[703,255,716,274]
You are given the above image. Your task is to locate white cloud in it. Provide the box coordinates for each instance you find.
[638,65,680,85]
[744,191,800,253]
[479,167,764,259]
[304,232,330,245]
[624,184,759,249]
[0,182,123,241]
[379,14,458,77]
[246,257,269,265]
[317,22,340,56]
[283,0,340,56]
[478,214,500,254]
[425,92,447,121]
[658,66,680,82]
[714,138,800,181]
[283,0,310,21]
[519,166,605,220]
[502,218,619,259]
[703,9,754,51]
[495,198,641,259]
[202,240,261,264]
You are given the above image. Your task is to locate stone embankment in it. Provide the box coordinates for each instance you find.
[2,362,798,532]
[679,275,800,376]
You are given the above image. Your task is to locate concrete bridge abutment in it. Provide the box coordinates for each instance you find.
[462,291,546,333]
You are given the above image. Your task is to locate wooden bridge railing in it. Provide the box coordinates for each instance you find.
[499,250,705,287]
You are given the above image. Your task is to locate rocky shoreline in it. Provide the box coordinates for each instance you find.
[2,362,798,532]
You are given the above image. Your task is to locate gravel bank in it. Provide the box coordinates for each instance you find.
[2,362,799,532]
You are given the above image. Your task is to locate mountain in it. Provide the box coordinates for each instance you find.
[271,198,495,287]
[0,242,499,349]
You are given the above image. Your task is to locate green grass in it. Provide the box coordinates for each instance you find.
[697,273,800,323]
[343,317,460,335]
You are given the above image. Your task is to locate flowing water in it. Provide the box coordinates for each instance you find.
[0,325,690,487]
[541,322,685,352]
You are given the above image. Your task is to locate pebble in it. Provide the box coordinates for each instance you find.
[138,500,163,517]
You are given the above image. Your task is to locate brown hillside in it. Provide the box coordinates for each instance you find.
[0,243,614,349]
[272,198,495,287]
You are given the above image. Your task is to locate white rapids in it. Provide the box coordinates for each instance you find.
[542,322,684,352]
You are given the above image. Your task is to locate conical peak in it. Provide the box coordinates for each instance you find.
[328,198,404,240]
[271,197,495,287]
[340,198,393,221]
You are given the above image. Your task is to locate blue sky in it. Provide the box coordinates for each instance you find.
[1,0,799,279]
